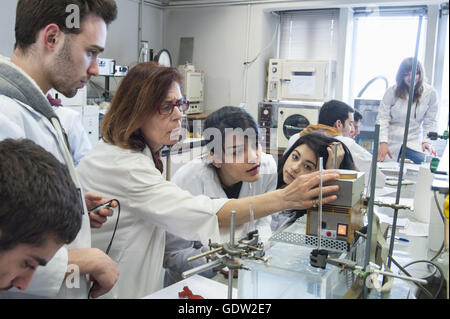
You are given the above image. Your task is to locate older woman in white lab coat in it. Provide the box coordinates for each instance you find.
[163,107,277,286]
[76,62,341,299]
[377,58,438,163]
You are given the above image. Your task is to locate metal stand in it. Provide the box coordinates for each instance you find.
[181,210,269,299]
[363,124,380,298]
[387,14,424,271]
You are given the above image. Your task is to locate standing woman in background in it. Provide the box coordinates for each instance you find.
[377,57,439,163]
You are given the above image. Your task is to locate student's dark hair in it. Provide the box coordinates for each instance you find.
[15,0,118,52]
[395,57,424,104]
[0,139,83,252]
[277,132,356,189]
[203,106,260,154]
[318,100,354,127]
[354,110,363,122]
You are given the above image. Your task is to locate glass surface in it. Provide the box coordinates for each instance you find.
[351,15,427,101]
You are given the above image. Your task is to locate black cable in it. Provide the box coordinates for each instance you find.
[401,259,445,299]
[390,256,434,299]
[87,199,121,299]
[105,199,120,255]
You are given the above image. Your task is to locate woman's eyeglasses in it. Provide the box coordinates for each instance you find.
[158,99,190,115]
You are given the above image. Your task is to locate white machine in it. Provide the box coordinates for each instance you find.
[48,87,100,146]
[267,59,335,102]
[276,101,321,149]
[178,64,204,114]
[97,58,116,76]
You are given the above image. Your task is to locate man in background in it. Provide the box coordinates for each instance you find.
[289,100,385,187]
[351,110,363,139]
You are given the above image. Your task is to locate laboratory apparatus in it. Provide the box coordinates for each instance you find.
[178,64,204,114]
[181,211,269,299]
[306,170,365,246]
[276,101,321,149]
[266,59,335,102]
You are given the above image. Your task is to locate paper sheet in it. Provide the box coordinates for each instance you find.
[404,163,422,172]
[289,74,315,96]
[374,211,409,227]
[399,221,429,237]
[375,187,398,197]
[377,162,422,174]
[377,162,399,170]
[143,274,238,299]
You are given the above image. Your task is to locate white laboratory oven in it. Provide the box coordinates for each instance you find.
[276,102,321,149]
[267,59,335,102]
[178,64,204,114]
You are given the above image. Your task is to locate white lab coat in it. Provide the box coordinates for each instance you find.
[171,151,277,243]
[53,106,92,166]
[287,132,386,188]
[0,58,91,298]
[76,140,229,298]
[163,152,277,286]
[376,83,439,161]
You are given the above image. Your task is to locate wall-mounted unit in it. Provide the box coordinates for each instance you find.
[178,64,204,114]
[267,59,335,102]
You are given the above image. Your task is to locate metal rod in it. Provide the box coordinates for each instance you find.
[387,15,423,270]
[318,157,323,250]
[228,268,234,299]
[186,246,223,262]
[372,269,428,285]
[138,0,143,61]
[249,202,255,231]
[230,211,236,247]
[228,210,237,299]
[181,258,223,279]
[334,142,338,169]
[363,124,380,298]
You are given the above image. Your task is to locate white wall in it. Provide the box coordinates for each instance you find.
[0,0,18,57]
[163,5,278,118]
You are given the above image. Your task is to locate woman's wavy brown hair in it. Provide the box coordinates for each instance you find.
[395,57,424,104]
[101,62,182,152]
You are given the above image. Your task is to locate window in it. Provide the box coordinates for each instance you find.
[349,6,428,103]
[278,9,339,61]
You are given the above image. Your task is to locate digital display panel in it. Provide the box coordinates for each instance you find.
[337,224,348,236]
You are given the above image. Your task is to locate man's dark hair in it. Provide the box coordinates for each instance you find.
[318,100,354,127]
[354,110,363,122]
[0,139,82,252]
[15,0,118,52]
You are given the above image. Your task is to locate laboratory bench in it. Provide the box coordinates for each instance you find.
[153,145,448,299]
